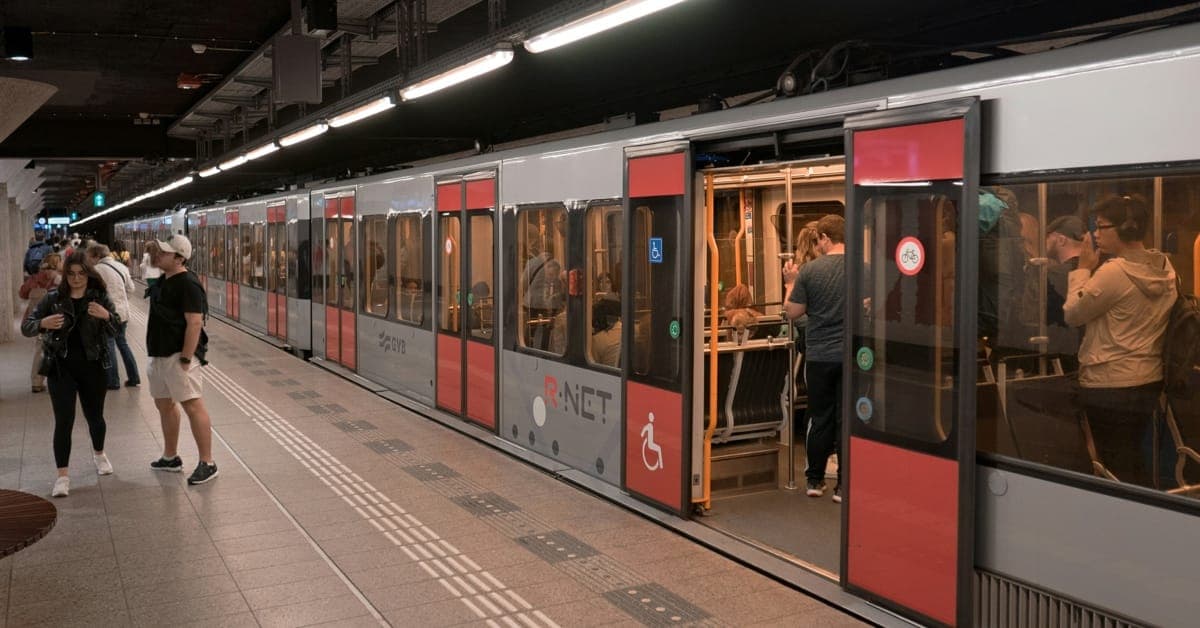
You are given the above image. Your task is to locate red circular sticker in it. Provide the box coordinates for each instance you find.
[895,237,925,276]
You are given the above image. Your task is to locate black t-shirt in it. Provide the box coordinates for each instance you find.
[66,298,89,360]
[147,271,205,357]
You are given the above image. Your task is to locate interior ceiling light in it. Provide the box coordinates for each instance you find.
[278,121,329,147]
[218,155,247,171]
[245,142,280,160]
[329,95,395,128]
[523,0,690,54]
[197,165,222,178]
[2,26,34,61]
[399,48,514,101]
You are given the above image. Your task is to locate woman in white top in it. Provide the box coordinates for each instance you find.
[140,243,163,288]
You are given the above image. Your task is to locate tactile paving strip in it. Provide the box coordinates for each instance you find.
[288,390,322,399]
[453,493,522,517]
[403,462,460,481]
[364,439,413,454]
[604,583,712,626]
[333,420,377,432]
[516,530,599,563]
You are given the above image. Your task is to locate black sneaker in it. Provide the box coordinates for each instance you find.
[805,480,826,497]
[187,462,219,485]
[150,456,183,473]
[831,485,843,504]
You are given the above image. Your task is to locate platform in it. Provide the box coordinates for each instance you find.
[0,295,863,627]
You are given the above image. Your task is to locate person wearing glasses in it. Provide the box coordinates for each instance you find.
[22,252,120,497]
[1064,194,1177,488]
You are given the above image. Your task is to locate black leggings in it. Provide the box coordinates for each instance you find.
[47,358,108,469]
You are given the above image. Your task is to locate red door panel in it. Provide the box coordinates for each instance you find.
[279,297,287,341]
[465,341,495,428]
[437,333,462,414]
[624,381,684,512]
[341,309,356,370]
[326,305,339,363]
[464,179,495,210]
[267,293,277,336]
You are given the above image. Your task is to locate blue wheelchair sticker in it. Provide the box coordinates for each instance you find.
[649,237,664,264]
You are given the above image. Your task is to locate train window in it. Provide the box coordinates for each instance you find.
[629,201,684,386]
[516,205,568,356]
[438,214,462,334]
[228,221,240,286]
[268,220,286,297]
[977,174,1200,500]
[362,216,389,317]
[394,214,424,326]
[586,202,623,369]
[251,222,266,289]
[288,219,311,300]
[468,214,494,342]
[210,225,224,280]
[339,218,355,310]
[311,218,325,304]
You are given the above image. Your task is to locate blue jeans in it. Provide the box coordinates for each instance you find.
[106,321,140,388]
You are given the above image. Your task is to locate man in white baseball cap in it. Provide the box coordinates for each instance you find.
[145,233,218,485]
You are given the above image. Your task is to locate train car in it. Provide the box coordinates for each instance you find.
[140,23,1200,626]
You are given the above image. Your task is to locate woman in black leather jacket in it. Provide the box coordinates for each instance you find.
[22,252,120,497]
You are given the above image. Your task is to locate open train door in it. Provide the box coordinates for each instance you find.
[841,98,979,627]
[622,144,693,515]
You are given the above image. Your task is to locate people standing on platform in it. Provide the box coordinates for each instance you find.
[1064,195,1177,488]
[87,243,140,389]
[783,214,846,503]
[22,252,119,497]
[23,231,53,277]
[21,253,62,393]
[145,234,218,485]
[140,242,163,290]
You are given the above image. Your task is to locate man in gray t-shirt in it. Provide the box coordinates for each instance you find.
[784,214,846,502]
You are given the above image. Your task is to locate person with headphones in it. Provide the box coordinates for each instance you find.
[1064,194,1177,488]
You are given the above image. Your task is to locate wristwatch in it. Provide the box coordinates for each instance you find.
[179,356,192,364]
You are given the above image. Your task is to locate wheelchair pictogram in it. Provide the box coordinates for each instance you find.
[640,412,664,471]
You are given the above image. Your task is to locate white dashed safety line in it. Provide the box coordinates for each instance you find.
[202,364,559,628]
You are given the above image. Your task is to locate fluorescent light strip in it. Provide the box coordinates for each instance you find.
[279,122,330,147]
[219,155,247,171]
[71,176,195,227]
[329,95,395,128]
[399,49,514,101]
[524,0,689,54]
[198,166,222,178]
[245,142,280,160]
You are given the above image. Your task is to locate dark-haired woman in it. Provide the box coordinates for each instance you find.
[22,252,121,497]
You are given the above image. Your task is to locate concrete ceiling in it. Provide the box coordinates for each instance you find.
[1,0,1198,228]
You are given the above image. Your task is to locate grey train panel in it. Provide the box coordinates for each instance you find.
[238,286,268,334]
[975,467,1200,625]
[500,143,623,205]
[357,174,433,213]
[311,299,326,360]
[208,278,227,316]
[501,351,622,486]
[356,315,434,407]
[286,297,311,351]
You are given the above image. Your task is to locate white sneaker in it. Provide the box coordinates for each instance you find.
[51,476,70,497]
[94,453,113,476]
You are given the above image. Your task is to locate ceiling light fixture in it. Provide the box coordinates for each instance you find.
[218,155,247,171]
[2,26,33,61]
[523,0,689,54]
[197,165,222,178]
[278,121,329,147]
[399,48,514,101]
[245,142,280,160]
[71,176,194,228]
[329,95,395,128]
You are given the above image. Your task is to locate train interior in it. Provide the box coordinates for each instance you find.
[691,133,1200,579]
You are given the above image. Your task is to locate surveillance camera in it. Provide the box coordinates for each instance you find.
[191,43,207,54]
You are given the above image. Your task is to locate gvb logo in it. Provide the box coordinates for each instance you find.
[641,412,663,471]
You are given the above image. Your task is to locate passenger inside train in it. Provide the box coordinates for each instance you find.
[591,296,621,368]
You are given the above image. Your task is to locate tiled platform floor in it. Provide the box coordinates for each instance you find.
[0,295,863,627]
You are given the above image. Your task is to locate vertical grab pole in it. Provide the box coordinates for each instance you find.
[784,168,797,491]
[733,189,746,288]
[697,172,719,511]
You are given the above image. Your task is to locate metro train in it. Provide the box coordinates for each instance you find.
[113,23,1200,627]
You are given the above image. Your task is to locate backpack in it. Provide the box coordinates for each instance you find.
[24,243,50,275]
[1164,277,1200,399]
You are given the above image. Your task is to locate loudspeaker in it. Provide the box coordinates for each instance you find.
[306,0,338,32]
[273,34,322,104]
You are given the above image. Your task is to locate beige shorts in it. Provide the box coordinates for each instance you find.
[148,353,204,402]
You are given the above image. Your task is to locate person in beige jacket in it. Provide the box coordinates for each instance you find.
[1064,195,1177,488]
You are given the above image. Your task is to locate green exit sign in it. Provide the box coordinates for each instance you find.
[93,191,106,208]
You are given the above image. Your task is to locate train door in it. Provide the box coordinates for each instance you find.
[325,194,357,370]
[225,209,240,321]
[435,173,498,430]
[267,203,287,341]
[841,98,979,627]
[623,146,693,514]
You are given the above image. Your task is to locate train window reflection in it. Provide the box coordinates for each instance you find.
[362,216,388,317]
[468,214,494,342]
[311,218,325,304]
[978,175,1200,499]
[439,214,461,334]
[394,215,424,326]
[586,203,622,369]
[517,205,568,356]
[629,201,683,386]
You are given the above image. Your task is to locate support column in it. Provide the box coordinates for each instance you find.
[0,187,16,343]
